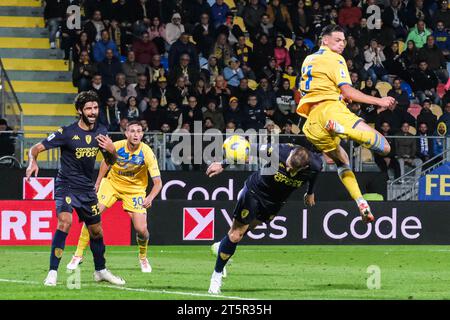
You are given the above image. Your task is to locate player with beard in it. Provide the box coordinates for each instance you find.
[26,91,125,286]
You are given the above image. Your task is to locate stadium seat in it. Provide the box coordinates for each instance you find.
[303,38,314,49]
[233,16,247,33]
[285,38,294,49]
[407,104,422,119]
[363,193,384,201]
[400,82,414,100]
[224,0,236,9]
[437,83,446,99]
[431,104,443,119]
[397,40,405,54]
[375,81,392,97]
[248,79,258,90]
[160,55,169,71]
[408,126,417,135]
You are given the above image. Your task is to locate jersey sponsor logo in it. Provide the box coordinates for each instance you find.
[23,177,54,200]
[274,172,304,188]
[85,135,92,144]
[75,147,98,158]
[183,207,214,240]
[72,135,80,140]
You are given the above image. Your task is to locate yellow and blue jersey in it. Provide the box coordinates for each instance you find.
[297,46,352,118]
[107,139,160,191]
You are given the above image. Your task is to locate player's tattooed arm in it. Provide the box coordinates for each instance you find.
[96,134,117,165]
[26,143,46,180]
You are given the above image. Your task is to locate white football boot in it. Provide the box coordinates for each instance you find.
[44,270,58,286]
[139,257,152,273]
[211,242,228,278]
[208,271,223,295]
[66,255,83,271]
[93,269,126,286]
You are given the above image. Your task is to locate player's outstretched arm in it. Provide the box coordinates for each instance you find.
[143,176,162,209]
[26,143,46,180]
[206,162,225,178]
[95,160,110,193]
[340,84,396,108]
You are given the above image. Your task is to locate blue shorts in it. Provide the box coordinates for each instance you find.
[55,186,101,226]
[233,185,284,225]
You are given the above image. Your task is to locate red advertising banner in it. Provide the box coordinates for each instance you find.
[22,177,54,200]
[0,201,131,245]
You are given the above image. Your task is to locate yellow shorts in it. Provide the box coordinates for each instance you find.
[302,100,362,153]
[97,178,147,214]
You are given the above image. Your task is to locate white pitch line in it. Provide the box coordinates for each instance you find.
[0,278,258,300]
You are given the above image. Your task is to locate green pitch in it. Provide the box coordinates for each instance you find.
[0,245,449,300]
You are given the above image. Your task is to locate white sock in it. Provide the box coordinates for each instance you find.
[356,197,368,207]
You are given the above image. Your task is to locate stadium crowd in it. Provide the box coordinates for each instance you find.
[41,0,450,172]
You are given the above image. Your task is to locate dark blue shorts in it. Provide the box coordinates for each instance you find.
[55,186,101,226]
[233,185,284,225]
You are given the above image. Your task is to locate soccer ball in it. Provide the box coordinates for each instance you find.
[222,135,250,163]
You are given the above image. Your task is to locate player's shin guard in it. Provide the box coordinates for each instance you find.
[90,237,106,271]
[75,224,90,257]
[337,165,363,201]
[137,235,148,259]
[49,229,68,271]
[343,128,386,154]
[214,235,237,273]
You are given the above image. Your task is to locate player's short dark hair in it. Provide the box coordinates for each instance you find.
[289,147,310,169]
[126,120,144,129]
[74,90,100,110]
[320,25,346,38]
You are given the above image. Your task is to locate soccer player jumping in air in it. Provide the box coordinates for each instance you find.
[26,91,125,286]
[67,121,162,273]
[297,25,396,223]
[206,143,322,294]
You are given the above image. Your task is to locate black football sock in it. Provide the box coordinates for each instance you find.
[49,229,68,271]
[214,235,237,273]
[90,237,106,271]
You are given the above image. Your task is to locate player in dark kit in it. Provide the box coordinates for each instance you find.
[205,143,323,294]
[26,91,126,286]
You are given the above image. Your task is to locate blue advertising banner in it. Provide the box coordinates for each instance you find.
[418,162,450,201]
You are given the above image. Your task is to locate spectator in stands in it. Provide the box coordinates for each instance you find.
[193,13,216,58]
[85,0,113,24]
[122,51,146,85]
[152,76,169,107]
[111,0,133,30]
[234,36,252,65]
[350,71,362,90]
[120,96,140,121]
[376,101,415,132]
[211,0,230,28]
[412,60,440,104]
[251,34,273,79]
[168,32,199,70]
[98,96,120,132]
[242,0,266,38]
[242,94,266,130]
[349,102,368,122]
[364,39,389,83]
[0,118,15,157]
[387,79,409,110]
[93,29,120,63]
[433,20,450,59]
[44,0,68,49]
[406,0,432,28]
[192,78,211,108]
[111,73,136,112]
[166,102,183,132]
[98,48,123,86]
[419,35,449,83]
[266,0,293,38]
[224,96,243,129]
[417,99,437,134]
[256,78,277,111]
[262,57,282,90]
[183,96,204,128]
[107,19,130,57]
[208,75,231,109]
[83,10,106,44]
[432,0,450,29]
[60,11,78,60]
[148,16,167,54]
[416,122,434,163]
[116,117,128,140]
[383,41,405,79]
[134,74,152,112]
[395,122,423,178]
[223,57,244,88]
[89,73,111,107]
[232,78,253,104]
[273,36,291,69]
[275,78,296,126]
[289,36,309,71]
[282,65,297,89]
[166,13,185,46]
[142,97,167,131]
[212,33,233,69]
[256,14,276,42]
[203,100,225,131]
[382,0,407,39]
[73,32,93,63]
[291,0,311,39]
[406,20,432,49]
[374,121,401,179]
[400,40,420,74]
[73,50,98,92]
[133,32,159,66]
[167,76,191,107]
[338,0,362,33]
[148,54,165,84]
[434,101,450,155]
[201,55,220,85]
[169,53,200,87]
